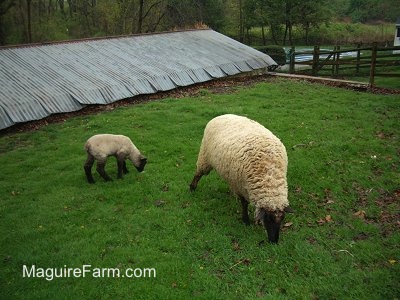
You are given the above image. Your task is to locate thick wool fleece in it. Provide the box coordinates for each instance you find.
[195,114,288,211]
[84,134,143,166]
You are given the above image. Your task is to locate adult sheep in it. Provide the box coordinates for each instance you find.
[84,134,147,183]
[190,114,290,244]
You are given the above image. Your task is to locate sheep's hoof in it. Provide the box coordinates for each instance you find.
[242,218,250,226]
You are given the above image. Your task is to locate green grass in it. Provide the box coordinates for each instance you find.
[1,78,399,299]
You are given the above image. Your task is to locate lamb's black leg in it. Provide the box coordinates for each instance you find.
[240,196,250,225]
[116,156,124,179]
[96,159,112,181]
[84,154,95,184]
[123,161,129,174]
[189,173,203,191]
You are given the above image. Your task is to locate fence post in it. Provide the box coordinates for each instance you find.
[356,43,361,75]
[369,42,377,87]
[289,46,295,74]
[335,45,341,76]
[312,45,320,76]
[331,45,336,76]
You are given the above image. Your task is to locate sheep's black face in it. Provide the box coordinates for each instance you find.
[262,210,285,244]
[135,157,147,172]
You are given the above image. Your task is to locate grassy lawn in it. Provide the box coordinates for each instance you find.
[0,78,399,299]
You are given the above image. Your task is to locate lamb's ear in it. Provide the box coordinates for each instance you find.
[284,206,294,213]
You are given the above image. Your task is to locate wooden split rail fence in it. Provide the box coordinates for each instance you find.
[288,43,400,87]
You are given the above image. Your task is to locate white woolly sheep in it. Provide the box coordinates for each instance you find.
[190,114,290,244]
[84,134,147,183]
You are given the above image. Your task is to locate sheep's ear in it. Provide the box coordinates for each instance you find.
[284,206,294,213]
[255,208,266,224]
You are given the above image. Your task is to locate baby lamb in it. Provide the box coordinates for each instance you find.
[190,114,290,244]
[84,134,147,183]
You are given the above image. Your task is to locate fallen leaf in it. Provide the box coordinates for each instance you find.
[307,237,317,244]
[353,210,366,219]
[256,291,265,297]
[388,259,397,265]
[325,215,333,222]
[154,200,166,207]
[353,232,369,241]
[283,222,293,228]
[231,239,241,251]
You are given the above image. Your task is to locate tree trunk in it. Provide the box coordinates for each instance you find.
[270,24,278,45]
[238,0,244,42]
[283,22,288,46]
[305,23,309,45]
[0,0,16,45]
[58,0,64,15]
[261,24,265,45]
[288,21,292,46]
[67,0,74,17]
[27,0,32,43]
[137,0,144,33]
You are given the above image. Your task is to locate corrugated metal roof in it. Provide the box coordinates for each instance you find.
[0,29,277,129]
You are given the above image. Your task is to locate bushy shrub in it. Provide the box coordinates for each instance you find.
[253,45,287,65]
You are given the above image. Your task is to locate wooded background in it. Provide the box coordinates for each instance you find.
[0,0,399,46]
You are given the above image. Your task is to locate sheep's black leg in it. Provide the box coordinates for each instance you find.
[189,173,203,191]
[96,159,112,181]
[84,154,95,184]
[123,161,129,174]
[240,196,250,225]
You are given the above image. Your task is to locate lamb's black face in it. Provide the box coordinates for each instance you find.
[262,210,285,244]
[135,157,147,172]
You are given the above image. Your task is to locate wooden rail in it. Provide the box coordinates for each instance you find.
[288,44,400,87]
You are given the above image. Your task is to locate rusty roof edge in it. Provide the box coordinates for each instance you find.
[0,28,213,50]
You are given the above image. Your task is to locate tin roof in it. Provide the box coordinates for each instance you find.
[0,29,276,130]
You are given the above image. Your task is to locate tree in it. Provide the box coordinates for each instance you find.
[241,0,333,45]
[347,0,400,23]
[294,0,330,45]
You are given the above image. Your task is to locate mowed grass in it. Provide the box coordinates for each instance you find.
[0,78,399,299]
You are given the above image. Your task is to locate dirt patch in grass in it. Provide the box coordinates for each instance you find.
[354,185,400,237]
[375,189,400,237]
